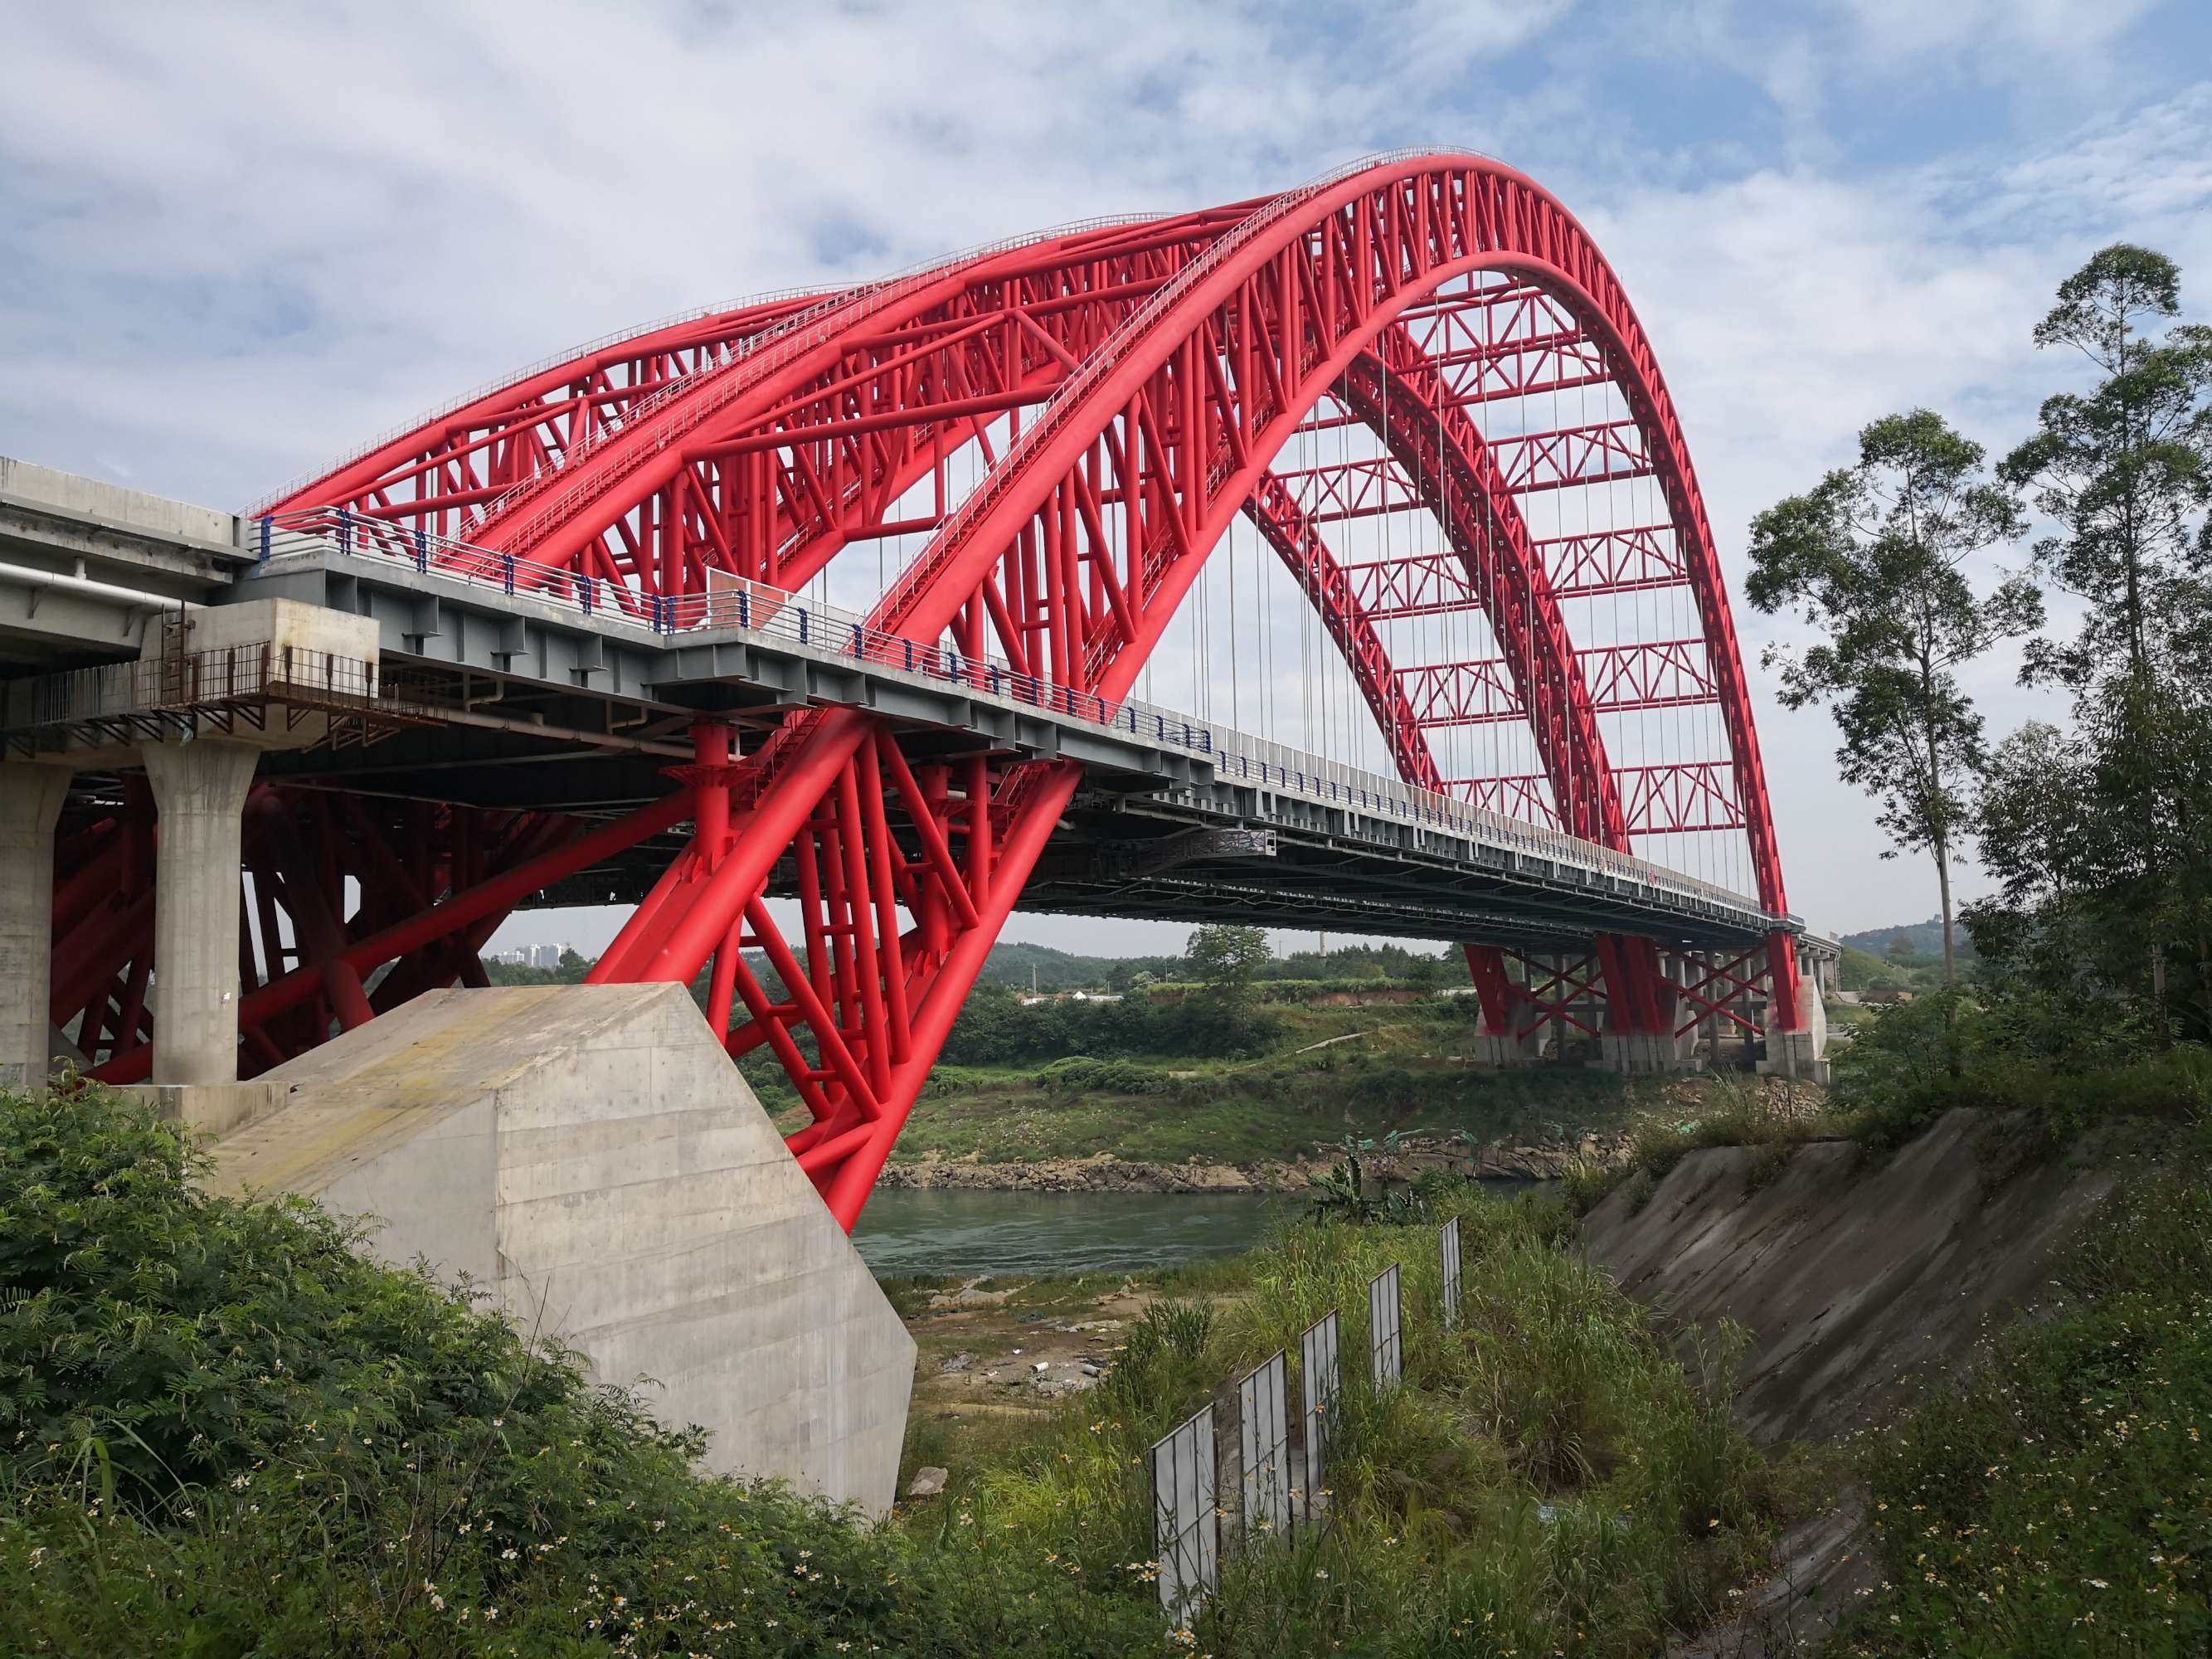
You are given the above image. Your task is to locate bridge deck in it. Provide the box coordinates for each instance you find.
[1,499,1811,956]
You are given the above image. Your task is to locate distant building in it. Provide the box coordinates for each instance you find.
[489,942,571,970]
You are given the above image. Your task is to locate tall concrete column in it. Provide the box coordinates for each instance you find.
[142,739,259,1086]
[0,763,73,1089]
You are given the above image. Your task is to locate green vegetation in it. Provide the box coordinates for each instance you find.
[0,1081,1159,1656]
[481,947,590,987]
[973,936,1461,993]
[892,1000,1641,1167]
[2,1082,1776,1656]
[1842,1166,2212,1653]
[1751,241,2211,1046]
[1568,990,2212,1219]
[1835,918,1967,992]
[1748,409,2040,984]
[1839,918,1960,964]
[918,1183,1778,1656]
[1967,244,2212,1047]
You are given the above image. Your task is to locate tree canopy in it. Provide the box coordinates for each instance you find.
[1747,407,2040,982]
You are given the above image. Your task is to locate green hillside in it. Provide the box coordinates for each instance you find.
[1838,916,1975,966]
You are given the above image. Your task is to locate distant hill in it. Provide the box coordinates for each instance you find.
[973,941,1169,990]
[1838,917,1974,966]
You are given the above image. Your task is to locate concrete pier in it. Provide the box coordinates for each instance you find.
[1759,971,1831,1084]
[0,761,72,1087]
[1596,1029,1699,1075]
[141,738,260,1086]
[1473,1020,1549,1066]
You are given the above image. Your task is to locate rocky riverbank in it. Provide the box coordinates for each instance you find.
[878,1126,1638,1194]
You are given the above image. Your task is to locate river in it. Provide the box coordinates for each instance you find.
[851,1182,1545,1278]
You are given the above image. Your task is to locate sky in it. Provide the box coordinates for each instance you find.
[5,0,2210,958]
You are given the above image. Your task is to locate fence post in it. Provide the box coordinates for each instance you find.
[1440,1217,1462,1333]
[1368,1264,1403,1395]
[1297,1310,1341,1515]
[1235,1351,1292,1544]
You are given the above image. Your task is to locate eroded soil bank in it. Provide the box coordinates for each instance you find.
[1585,1107,2117,1444]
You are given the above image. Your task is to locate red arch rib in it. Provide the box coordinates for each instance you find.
[206,152,1797,1214]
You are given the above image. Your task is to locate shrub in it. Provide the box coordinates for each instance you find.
[1033,1056,1173,1097]
[1843,1170,2212,1652]
[0,1082,1161,1656]
[965,1186,1775,1656]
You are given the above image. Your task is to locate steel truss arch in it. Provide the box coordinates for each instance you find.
[110,151,1804,1223]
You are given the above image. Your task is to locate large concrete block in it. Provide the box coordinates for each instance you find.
[211,984,915,1514]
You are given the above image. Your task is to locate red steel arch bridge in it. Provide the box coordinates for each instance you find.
[8,152,1829,1230]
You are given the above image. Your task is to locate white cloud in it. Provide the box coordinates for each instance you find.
[3,2,2208,941]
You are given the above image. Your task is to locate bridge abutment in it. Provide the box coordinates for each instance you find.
[209,982,916,1515]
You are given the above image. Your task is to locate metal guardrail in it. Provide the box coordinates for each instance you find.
[250,508,1787,927]
[0,640,420,760]
[14,642,375,723]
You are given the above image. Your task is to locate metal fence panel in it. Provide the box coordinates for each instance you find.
[1237,1350,1292,1542]
[1440,1215,1463,1332]
[1150,1403,1218,1625]
[1298,1310,1341,1505]
[1369,1263,1403,1395]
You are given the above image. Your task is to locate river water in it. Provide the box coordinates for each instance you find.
[851,1182,1544,1278]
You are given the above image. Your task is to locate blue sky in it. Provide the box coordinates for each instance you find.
[4,1,2209,952]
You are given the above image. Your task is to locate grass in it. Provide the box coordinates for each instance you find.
[1838,1165,2212,1653]
[891,1003,1654,1168]
[919,1185,1783,1656]
[0,1082,1166,1657]
[1557,1073,1851,1217]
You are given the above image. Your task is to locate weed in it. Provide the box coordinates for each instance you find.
[1839,1167,2212,1652]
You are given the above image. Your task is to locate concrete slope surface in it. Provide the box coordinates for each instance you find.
[1588,1108,2125,1658]
[1585,1107,2115,1446]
